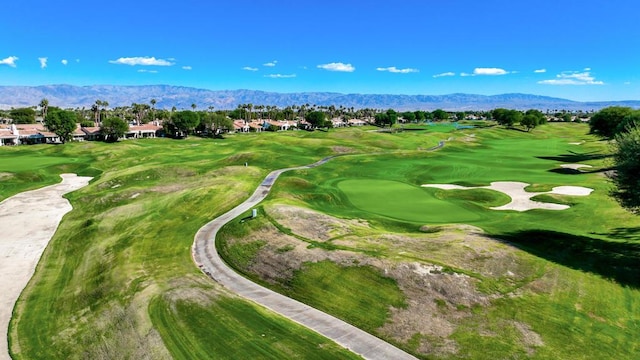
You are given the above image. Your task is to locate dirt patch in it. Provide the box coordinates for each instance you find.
[419,224,484,234]
[233,204,546,358]
[331,146,356,154]
[0,172,13,180]
[266,204,369,241]
[238,224,366,283]
[163,276,219,308]
[513,321,544,355]
[335,229,530,282]
[378,262,492,356]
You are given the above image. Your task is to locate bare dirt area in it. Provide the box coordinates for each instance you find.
[0,174,92,360]
[230,203,544,358]
[266,204,369,241]
[331,146,356,154]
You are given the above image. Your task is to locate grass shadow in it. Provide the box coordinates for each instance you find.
[598,226,640,241]
[548,168,582,175]
[492,230,640,288]
[536,150,611,163]
[548,166,616,175]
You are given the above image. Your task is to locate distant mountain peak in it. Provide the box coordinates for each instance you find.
[0,84,637,111]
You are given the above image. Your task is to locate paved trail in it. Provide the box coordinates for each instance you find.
[192,156,418,360]
[0,174,92,360]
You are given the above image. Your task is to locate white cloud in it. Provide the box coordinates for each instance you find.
[61,59,68,65]
[460,72,472,77]
[38,57,48,69]
[109,56,174,66]
[624,81,631,85]
[473,67,509,75]
[243,66,259,71]
[534,69,547,73]
[137,69,158,73]
[538,70,604,85]
[376,66,419,74]
[263,60,278,67]
[317,62,355,72]
[0,56,19,68]
[584,67,591,71]
[264,73,296,78]
[182,66,192,70]
[433,71,456,78]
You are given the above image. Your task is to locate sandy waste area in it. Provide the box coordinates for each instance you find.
[422,181,593,212]
[0,174,92,359]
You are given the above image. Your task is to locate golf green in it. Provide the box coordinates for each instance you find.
[0,155,71,172]
[338,179,483,223]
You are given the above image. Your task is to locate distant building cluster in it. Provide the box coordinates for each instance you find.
[0,123,162,146]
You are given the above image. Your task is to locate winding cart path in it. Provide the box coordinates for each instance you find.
[192,156,418,360]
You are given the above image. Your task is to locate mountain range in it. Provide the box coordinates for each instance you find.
[1,85,639,111]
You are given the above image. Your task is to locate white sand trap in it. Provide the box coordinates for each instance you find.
[422,181,593,212]
[550,186,594,196]
[569,142,584,145]
[0,173,92,359]
[560,164,593,171]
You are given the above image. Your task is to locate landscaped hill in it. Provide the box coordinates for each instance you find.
[2,84,640,111]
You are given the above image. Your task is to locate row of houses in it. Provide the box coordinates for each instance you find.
[232,118,368,132]
[0,123,162,146]
[0,117,372,146]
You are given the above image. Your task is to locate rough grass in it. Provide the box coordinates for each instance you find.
[281,261,407,332]
[150,294,361,360]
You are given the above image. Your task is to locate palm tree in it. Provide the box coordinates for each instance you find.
[39,98,49,122]
[191,103,197,112]
[150,99,157,122]
[92,100,102,125]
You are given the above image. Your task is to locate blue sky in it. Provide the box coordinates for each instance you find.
[1,0,639,101]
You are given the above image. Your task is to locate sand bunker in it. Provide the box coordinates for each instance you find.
[422,181,593,212]
[0,173,92,359]
[560,164,593,171]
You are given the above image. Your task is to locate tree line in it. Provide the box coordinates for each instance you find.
[588,106,640,213]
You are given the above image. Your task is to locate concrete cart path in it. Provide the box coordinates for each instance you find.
[193,157,418,360]
[1,174,92,360]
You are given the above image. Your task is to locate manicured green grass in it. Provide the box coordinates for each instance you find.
[0,154,71,172]
[0,145,97,201]
[337,179,484,223]
[150,295,362,360]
